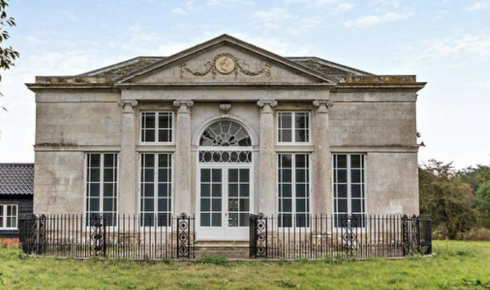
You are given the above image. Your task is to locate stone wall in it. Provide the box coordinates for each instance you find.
[33,88,419,216]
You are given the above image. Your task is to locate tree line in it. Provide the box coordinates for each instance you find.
[420,160,490,239]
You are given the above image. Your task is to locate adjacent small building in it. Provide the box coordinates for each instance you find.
[0,164,34,239]
[26,35,425,242]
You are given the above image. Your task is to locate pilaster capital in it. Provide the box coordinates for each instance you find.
[173,100,194,108]
[257,100,278,108]
[118,100,138,113]
[313,100,333,113]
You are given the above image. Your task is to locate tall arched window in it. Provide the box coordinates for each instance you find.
[199,121,252,163]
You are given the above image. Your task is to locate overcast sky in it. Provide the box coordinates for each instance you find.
[0,0,489,169]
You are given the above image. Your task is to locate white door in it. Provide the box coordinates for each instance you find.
[197,166,252,240]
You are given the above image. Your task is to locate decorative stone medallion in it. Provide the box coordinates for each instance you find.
[215,55,236,74]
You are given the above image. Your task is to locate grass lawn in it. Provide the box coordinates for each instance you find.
[0,241,489,289]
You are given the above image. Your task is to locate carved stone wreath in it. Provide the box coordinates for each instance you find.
[179,52,272,80]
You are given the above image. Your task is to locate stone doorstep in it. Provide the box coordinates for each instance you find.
[194,240,250,259]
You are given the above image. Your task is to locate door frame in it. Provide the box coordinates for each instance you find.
[196,150,254,241]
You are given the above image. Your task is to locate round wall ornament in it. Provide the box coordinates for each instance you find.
[215,54,236,74]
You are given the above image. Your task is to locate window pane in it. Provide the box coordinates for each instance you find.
[337,169,347,183]
[280,130,292,142]
[158,184,169,197]
[239,213,250,226]
[201,199,210,211]
[295,113,308,129]
[212,184,222,197]
[212,169,222,182]
[90,169,100,182]
[352,184,361,198]
[337,155,347,168]
[212,213,221,227]
[89,154,101,167]
[201,184,210,197]
[103,183,114,197]
[229,169,238,182]
[158,199,169,212]
[158,169,169,182]
[158,130,170,142]
[201,213,210,227]
[201,169,210,182]
[228,199,239,211]
[212,199,221,211]
[351,155,362,168]
[159,114,171,129]
[239,199,249,211]
[280,113,292,129]
[239,169,249,182]
[239,184,249,197]
[143,113,156,129]
[352,170,361,183]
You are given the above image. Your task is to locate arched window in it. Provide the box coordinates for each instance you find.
[199,121,252,147]
[199,121,252,163]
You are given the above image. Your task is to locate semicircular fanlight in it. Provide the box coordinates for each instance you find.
[199,121,252,147]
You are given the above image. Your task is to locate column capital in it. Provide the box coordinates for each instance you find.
[118,100,138,113]
[257,100,278,108]
[257,100,277,114]
[313,100,333,113]
[173,100,194,108]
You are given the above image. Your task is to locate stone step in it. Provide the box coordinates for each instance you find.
[194,240,250,259]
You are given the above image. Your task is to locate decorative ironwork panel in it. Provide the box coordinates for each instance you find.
[340,216,358,256]
[199,150,252,163]
[90,215,106,257]
[249,213,267,258]
[177,213,191,258]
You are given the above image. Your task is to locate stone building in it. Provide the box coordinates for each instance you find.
[27,35,425,241]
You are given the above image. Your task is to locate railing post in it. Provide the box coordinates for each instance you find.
[176,212,191,259]
[249,214,257,258]
[402,215,408,256]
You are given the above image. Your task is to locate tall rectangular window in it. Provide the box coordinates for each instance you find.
[200,169,222,227]
[0,205,18,229]
[86,153,118,226]
[333,154,366,227]
[140,153,172,227]
[278,153,310,227]
[277,112,310,144]
[141,112,173,143]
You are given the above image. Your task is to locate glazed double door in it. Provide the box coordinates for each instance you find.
[197,167,252,240]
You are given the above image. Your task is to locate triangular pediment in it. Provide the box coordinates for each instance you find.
[116,35,337,85]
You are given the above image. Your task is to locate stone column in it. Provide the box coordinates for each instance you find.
[118,100,138,215]
[313,100,333,215]
[257,100,277,216]
[173,100,194,216]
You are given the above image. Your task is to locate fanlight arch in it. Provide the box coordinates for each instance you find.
[198,120,252,163]
[199,121,252,147]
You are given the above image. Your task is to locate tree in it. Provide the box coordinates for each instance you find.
[474,181,490,228]
[0,0,19,113]
[419,160,478,239]
[457,164,490,193]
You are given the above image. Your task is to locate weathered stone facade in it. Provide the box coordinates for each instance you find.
[27,35,425,240]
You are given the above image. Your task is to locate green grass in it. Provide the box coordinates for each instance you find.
[0,241,489,289]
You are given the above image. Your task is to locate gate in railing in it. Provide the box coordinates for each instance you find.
[249,214,432,260]
[19,213,195,260]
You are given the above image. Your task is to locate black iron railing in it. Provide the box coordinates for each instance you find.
[19,213,195,260]
[249,214,432,260]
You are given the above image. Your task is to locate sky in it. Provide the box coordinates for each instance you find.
[0,0,489,169]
